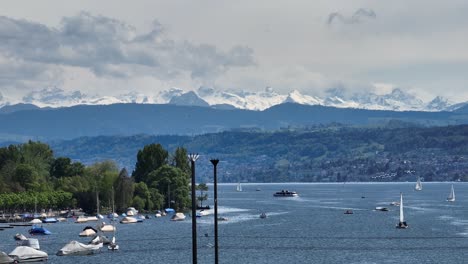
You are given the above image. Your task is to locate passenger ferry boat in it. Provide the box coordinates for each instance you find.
[273,190,298,197]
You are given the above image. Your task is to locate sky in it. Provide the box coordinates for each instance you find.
[1,0,468,103]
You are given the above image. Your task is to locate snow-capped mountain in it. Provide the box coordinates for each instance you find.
[169,91,210,107]
[1,86,465,112]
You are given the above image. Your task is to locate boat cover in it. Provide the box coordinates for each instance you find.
[9,246,48,261]
[57,240,102,256]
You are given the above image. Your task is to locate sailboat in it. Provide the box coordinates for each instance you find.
[447,184,455,202]
[236,182,243,192]
[396,193,408,229]
[414,176,422,191]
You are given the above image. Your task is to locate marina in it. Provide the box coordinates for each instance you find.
[0,182,467,263]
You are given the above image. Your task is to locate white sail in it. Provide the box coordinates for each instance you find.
[399,193,404,223]
[447,185,455,202]
[414,177,422,191]
[236,183,242,192]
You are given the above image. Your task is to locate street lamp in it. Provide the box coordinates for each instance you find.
[210,159,219,264]
[188,153,199,264]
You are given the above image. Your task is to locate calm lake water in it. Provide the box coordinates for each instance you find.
[1,182,467,263]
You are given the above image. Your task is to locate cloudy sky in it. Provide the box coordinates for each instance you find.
[1,0,468,103]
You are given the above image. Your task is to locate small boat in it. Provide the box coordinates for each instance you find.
[390,201,400,206]
[108,236,119,251]
[415,176,423,191]
[256,188,261,191]
[344,210,353,214]
[29,225,51,235]
[100,222,116,232]
[273,190,298,197]
[236,183,243,192]
[57,240,102,256]
[86,216,99,222]
[120,216,138,224]
[107,212,119,220]
[126,207,138,216]
[165,208,175,214]
[217,217,228,221]
[9,246,48,262]
[396,193,408,229]
[0,251,14,264]
[196,209,212,218]
[75,216,88,223]
[79,226,97,237]
[171,212,186,221]
[14,233,28,241]
[375,207,389,212]
[29,219,42,225]
[447,184,455,202]
[42,217,58,223]
[260,213,267,219]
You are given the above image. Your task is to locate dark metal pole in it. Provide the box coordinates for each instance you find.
[210,159,219,264]
[188,154,199,264]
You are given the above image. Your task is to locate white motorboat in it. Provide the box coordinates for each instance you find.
[273,190,298,197]
[375,207,389,211]
[57,240,102,256]
[120,216,138,224]
[447,184,455,202]
[171,212,186,221]
[396,193,408,229]
[9,246,48,262]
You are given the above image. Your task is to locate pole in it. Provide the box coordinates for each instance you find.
[188,154,199,264]
[210,159,219,264]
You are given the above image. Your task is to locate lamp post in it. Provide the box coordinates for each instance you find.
[210,159,219,264]
[188,153,199,264]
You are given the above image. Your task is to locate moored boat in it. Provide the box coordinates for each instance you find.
[9,246,48,262]
[57,240,102,256]
[171,212,186,221]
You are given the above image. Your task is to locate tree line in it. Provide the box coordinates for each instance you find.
[0,140,195,214]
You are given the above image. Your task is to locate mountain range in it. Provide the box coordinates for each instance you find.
[1,86,467,112]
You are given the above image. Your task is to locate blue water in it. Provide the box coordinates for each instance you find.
[1,183,467,263]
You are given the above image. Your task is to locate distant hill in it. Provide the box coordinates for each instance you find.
[0,103,467,142]
[46,125,468,183]
[0,103,41,114]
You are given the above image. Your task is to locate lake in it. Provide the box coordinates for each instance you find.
[1,182,467,263]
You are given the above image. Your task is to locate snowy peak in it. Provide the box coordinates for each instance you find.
[426,96,452,111]
[22,88,86,107]
[168,91,210,107]
[283,90,323,105]
[2,86,467,112]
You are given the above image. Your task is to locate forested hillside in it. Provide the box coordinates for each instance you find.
[49,124,468,183]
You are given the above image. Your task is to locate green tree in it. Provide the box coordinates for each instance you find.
[172,147,190,174]
[132,144,168,184]
[151,165,190,211]
[115,168,134,213]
